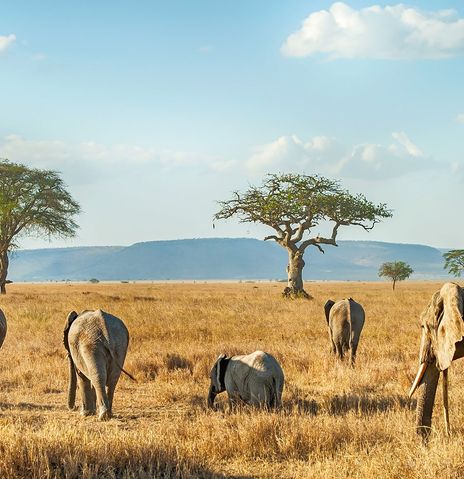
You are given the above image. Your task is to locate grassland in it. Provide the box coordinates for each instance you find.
[0,281,464,478]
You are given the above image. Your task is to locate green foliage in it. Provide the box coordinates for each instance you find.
[443,249,464,277]
[0,159,80,250]
[378,261,414,283]
[215,173,392,253]
[0,159,80,292]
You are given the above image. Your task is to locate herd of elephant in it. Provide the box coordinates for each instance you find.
[0,281,462,441]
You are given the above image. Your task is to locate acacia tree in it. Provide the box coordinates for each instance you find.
[443,250,464,277]
[378,261,413,290]
[215,173,392,297]
[0,160,80,294]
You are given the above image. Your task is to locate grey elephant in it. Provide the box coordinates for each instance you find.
[207,350,284,410]
[324,298,365,365]
[63,309,134,420]
[0,308,6,349]
[409,282,464,440]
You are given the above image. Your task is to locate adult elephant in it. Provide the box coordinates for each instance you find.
[0,308,6,349]
[63,309,134,420]
[324,298,365,366]
[207,350,284,410]
[409,282,464,439]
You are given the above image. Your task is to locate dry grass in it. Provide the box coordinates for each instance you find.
[1,281,464,478]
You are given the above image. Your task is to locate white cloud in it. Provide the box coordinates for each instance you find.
[247,134,345,174]
[0,134,231,184]
[0,34,16,53]
[456,113,464,123]
[246,132,435,179]
[282,3,464,59]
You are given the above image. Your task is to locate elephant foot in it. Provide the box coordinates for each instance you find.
[81,408,95,417]
[98,408,112,421]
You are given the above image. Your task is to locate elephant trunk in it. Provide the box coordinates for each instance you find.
[415,362,440,440]
[207,384,217,409]
[67,354,77,410]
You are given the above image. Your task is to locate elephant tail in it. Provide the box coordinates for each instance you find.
[106,345,137,381]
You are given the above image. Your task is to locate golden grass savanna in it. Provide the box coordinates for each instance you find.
[1,281,464,478]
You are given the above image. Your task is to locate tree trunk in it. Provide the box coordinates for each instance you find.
[392,279,396,291]
[0,250,8,295]
[415,362,440,441]
[283,250,311,299]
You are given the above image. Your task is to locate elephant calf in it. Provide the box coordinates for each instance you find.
[207,350,284,410]
[0,308,6,349]
[324,298,365,365]
[64,309,134,420]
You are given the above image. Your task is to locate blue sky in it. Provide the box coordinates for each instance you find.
[1,1,463,249]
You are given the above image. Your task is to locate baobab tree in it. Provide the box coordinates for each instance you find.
[0,160,80,294]
[215,173,391,298]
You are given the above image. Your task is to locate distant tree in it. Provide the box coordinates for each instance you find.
[215,173,392,298]
[443,250,464,277]
[89,278,100,284]
[0,160,80,294]
[378,261,413,290]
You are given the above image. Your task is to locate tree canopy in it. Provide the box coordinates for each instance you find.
[215,173,392,296]
[443,250,464,277]
[0,160,81,293]
[378,261,413,290]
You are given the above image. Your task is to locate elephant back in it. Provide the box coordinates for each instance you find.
[240,350,284,380]
[68,309,129,356]
[0,309,6,349]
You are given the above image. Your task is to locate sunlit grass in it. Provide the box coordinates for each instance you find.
[0,281,463,478]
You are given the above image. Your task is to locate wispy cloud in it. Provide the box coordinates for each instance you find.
[0,134,231,184]
[246,132,437,180]
[456,113,464,124]
[282,3,464,60]
[0,34,16,53]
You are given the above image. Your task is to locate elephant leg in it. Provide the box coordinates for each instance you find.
[350,342,358,366]
[106,368,121,415]
[77,374,96,416]
[88,358,111,421]
[227,393,241,413]
[335,342,344,360]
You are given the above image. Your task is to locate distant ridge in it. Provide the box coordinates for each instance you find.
[8,238,451,282]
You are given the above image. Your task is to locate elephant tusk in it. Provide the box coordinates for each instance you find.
[443,368,450,436]
[409,362,428,398]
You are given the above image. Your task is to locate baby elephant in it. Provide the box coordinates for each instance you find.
[63,309,134,420]
[207,350,284,410]
[324,298,365,366]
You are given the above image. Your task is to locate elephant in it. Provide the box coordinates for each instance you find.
[207,350,284,410]
[63,309,134,420]
[409,282,464,440]
[324,298,365,365]
[0,308,6,349]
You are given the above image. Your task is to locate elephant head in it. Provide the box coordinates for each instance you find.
[207,354,230,408]
[63,311,78,410]
[409,283,464,438]
[324,300,335,324]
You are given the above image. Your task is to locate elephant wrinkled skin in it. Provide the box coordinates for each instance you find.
[324,298,365,366]
[409,282,464,440]
[207,350,284,410]
[64,309,134,420]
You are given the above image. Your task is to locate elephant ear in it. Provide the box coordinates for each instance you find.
[63,311,78,353]
[213,354,230,392]
[324,300,335,324]
[435,283,464,371]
